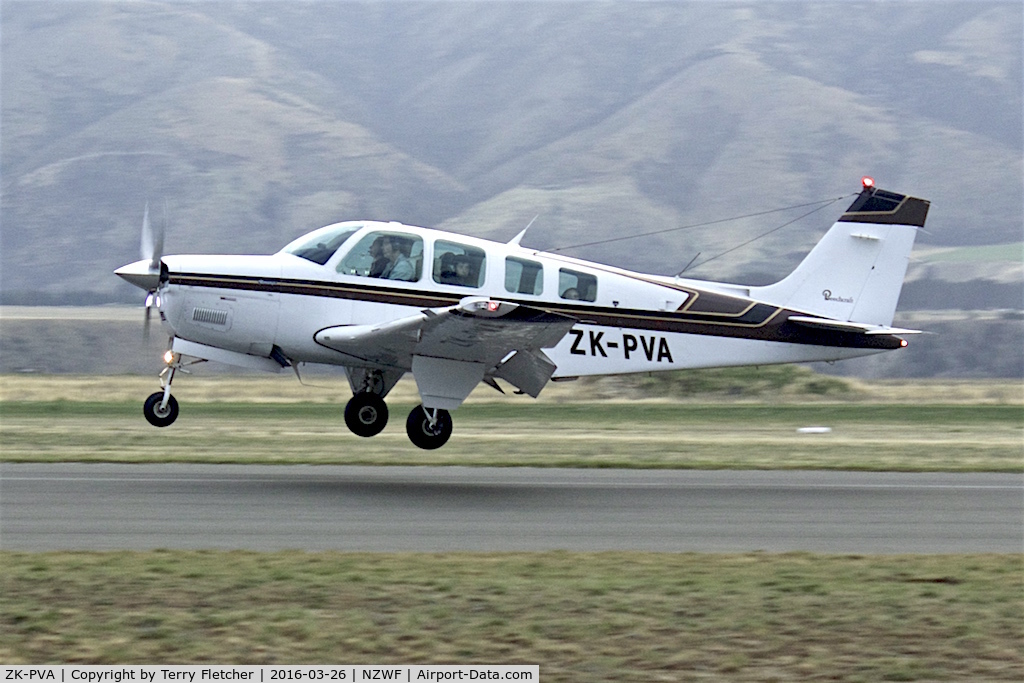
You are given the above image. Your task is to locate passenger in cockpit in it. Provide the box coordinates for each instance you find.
[438,254,475,286]
[452,257,474,286]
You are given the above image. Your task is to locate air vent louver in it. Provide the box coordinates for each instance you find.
[192,307,229,326]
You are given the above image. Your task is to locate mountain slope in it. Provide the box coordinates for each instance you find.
[1,1,1019,301]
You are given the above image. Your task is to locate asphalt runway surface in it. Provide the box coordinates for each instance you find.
[1,464,1021,553]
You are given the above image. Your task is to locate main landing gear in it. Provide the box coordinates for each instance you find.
[343,393,453,450]
[405,405,453,450]
[342,368,454,449]
[344,392,389,437]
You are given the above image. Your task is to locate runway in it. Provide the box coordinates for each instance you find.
[1,464,1021,553]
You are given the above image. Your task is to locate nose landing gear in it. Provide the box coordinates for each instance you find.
[143,358,180,427]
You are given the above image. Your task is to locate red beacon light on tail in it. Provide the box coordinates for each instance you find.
[861,176,875,189]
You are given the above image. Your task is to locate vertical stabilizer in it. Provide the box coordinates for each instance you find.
[750,183,929,327]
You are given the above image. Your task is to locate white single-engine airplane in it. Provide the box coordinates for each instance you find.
[116,177,928,449]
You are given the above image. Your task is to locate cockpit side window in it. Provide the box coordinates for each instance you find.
[283,225,360,265]
[558,268,597,302]
[505,257,543,295]
[337,231,423,282]
[433,241,486,288]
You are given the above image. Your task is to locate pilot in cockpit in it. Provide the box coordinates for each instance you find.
[379,236,415,281]
[368,236,388,278]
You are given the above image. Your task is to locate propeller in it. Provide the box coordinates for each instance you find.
[140,203,162,338]
[113,203,168,339]
[140,202,164,271]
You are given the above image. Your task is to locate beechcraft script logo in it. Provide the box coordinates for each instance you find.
[822,289,854,303]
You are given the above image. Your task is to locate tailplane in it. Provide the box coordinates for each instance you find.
[750,180,929,327]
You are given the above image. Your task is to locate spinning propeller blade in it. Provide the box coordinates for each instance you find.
[139,202,165,270]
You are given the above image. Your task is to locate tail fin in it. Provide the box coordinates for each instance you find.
[751,183,930,327]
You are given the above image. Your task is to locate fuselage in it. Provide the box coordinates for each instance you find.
[143,219,900,378]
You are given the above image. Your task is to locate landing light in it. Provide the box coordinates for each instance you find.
[900,339,908,348]
[163,350,176,365]
[862,176,875,189]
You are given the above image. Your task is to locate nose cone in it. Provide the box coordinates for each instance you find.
[115,259,161,290]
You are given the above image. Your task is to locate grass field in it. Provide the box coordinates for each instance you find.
[2,551,1021,681]
[1,374,1021,470]
[2,401,1022,471]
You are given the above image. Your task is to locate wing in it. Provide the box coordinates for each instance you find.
[314,297,577,408]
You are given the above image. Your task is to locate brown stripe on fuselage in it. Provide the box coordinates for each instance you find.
[169,272,902,350]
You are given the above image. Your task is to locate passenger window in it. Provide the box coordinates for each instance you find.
[559,268,597,302]
[433,240,486,288]
[505,257,543,295]
[337,231,423,281]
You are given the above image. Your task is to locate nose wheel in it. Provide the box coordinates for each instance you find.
[344,392,389,437]
[406,404,453,450]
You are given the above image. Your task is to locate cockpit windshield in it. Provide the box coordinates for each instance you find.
[281,223,362,265]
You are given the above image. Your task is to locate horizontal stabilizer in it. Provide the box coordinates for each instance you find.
[788,315,922,336]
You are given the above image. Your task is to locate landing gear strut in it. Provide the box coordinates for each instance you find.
[406,404,453,450]
[344,392,389,437]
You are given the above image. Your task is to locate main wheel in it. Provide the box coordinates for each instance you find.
[344,392,389,437]
[143,391,179,427]
[405,404,453,450]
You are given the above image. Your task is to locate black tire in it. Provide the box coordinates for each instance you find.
[344,392,389,437]
[405,404,453,450]
[143,391,179,427]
